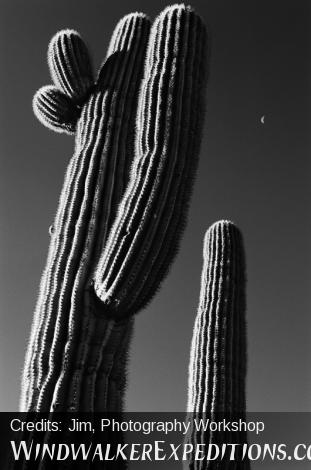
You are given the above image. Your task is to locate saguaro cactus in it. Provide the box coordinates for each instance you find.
[20,4,208,413]
[186,220,249,469]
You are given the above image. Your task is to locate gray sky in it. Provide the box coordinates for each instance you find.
[0,0,310,411]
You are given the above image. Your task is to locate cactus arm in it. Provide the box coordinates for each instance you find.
[21,13,151,412]
[185,220,249,469]
[33,85,79,134]
[47,29,94,103]
[94,4,208,318]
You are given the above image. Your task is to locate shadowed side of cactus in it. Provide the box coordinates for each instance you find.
[21,3,208,414]
[185,220,250,470]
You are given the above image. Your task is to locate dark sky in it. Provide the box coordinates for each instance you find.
[0,0,310,411]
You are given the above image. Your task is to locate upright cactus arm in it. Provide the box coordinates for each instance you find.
[21,13,151,412]
[186,220,249,469]
[94,4,208,317]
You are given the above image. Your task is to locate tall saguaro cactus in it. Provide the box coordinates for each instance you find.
[20,4,208,413]
[186,220,249,469]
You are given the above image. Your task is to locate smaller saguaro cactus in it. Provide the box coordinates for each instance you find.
[185,220,250,469]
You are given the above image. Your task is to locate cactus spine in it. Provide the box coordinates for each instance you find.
[21,4,208,413]
[186,220,249,469]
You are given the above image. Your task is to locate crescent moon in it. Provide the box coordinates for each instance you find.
[261,115,265,124]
